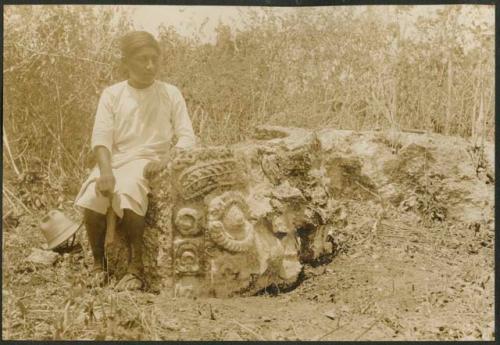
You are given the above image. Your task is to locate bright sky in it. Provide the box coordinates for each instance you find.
[128,6,251,43]
[127,5,494,45]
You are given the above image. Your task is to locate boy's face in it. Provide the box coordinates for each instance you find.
[124,46,160,88]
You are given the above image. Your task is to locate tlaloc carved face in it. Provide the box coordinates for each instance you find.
[169,148,262,297]
[167,141,336,298]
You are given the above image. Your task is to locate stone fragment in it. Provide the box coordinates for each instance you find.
[26,248,59,266]
[279,258,302,282]
[324,309,337,320]
[278,234,301,281]
[161,319,180,332]
[253,126,290,140]
[246,194,273,220]
[253,224,285,275]
[271,181,304,202]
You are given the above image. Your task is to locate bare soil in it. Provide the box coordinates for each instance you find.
[2,198,494,341]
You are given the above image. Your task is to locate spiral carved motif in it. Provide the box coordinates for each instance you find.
[206,192,254,253]
[174,208,200,236]
[174,240,201,275]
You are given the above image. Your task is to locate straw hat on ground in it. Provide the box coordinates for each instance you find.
[39,210,81,250]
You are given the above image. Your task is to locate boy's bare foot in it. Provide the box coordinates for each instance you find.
[115,272,144,291]
[89,265,109,287]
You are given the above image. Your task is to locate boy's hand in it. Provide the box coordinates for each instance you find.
[171,147,186,158]
[143,161,169,180]
[95,173,115,197]
[144,147,187,180]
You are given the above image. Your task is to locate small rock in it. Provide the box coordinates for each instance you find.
[271,181,304,201]
[324,309,337,320]
[26,248,59,266]
[340,305,350,313]
[278,258,302,281]
[162,320,180,331]
[2,211,19,230]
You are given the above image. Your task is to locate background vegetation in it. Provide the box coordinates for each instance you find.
[3,4,494,209]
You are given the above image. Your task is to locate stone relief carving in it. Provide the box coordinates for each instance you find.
[178,160,238,200]
[173,240,202,275]
[155,136,339,297]
[174,208,201,236]
[206,192,254,253]
[171,147,243,200]
[167,147,258,297]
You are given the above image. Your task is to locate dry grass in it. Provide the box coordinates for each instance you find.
[2,211,163,340]
[3,5,494,190]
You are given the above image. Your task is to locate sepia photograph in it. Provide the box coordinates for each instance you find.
[2,3,495,341]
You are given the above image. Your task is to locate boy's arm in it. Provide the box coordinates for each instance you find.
[95,146,115,197]
[144,86,195,179]
[171,86,196,150]
[92,89,115,195]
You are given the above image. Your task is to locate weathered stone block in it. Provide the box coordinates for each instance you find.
[103,125,493,297]
[104,128,339,295]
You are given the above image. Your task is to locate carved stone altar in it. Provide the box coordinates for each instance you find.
[155,128,339,297]
[105,126,339,296]
[103,125,494,299]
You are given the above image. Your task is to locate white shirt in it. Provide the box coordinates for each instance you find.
[91,80,195,168]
